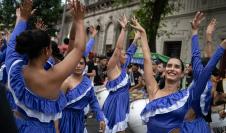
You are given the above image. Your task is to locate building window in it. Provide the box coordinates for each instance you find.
[106,23,114,45]
[105,23,114,54]
[163,41,182,58]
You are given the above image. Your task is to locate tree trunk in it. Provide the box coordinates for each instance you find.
[149,0,169,52]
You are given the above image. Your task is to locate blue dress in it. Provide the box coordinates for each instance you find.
[181,35,212,133]
[103,44,137,133]
[181,81,212,133]
[140,35,225,133]
[59,75,104,133]
[5,20,67,133]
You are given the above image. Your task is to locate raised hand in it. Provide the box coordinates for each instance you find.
[206,18,216,35]
[191,11,205,30]
[35,18,48,31]
[70,0,86,21]
[118,14,128,29]
[220,39,226,49]
[20,0,33,20]
[89,25,98,37]
[130,16,145,33]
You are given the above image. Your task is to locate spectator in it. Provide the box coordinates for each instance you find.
[58,37,69,55]
[94,55,107,86]
[129,63,142,87]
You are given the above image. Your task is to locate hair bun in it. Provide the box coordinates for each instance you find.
[15,30,51,59]
[16,31,33,54]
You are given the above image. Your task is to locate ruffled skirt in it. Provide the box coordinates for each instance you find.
[181,117,211,133]
[102,90,129,133]
[16,117,55,133]
[59,109,85,133]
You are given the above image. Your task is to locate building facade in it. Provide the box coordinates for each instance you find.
[158,0,226,63]
[62,0,226,63]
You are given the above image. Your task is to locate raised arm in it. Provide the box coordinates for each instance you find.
[83,26,98,57]
[192,39,226,99]
[191,11,205,80]
[204,18,216,58]
[48,1,86,86]
[67,25,96,57]
[5,0,33,72]
[122,32,139,68]
[130,17,158,98]
[67,22,76,54]
[107,14,128,70]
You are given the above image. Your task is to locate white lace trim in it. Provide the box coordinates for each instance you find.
[8,60,62,123]
[200,82,210,116]
[104,114,129,133]
[107,74,129,92]
[141,89,190,123]
[66,86,92,106]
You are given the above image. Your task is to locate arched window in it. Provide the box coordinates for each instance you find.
[105,23,114,54]
[106,23,114,45]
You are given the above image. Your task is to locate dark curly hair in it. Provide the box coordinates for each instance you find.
[16,30,50,59]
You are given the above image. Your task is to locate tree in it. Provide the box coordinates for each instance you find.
[0,0,17,29]
[0,0,63,35]
[114,0,180,52]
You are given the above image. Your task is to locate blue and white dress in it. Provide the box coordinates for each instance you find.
[140,35,225,133]
[181,81,212,133]
[5,20,67,133]
[103,43,137,133]
[59,75,104,133]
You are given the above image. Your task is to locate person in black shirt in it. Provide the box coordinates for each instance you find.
[94,56,107,86]
[129,63,142,87]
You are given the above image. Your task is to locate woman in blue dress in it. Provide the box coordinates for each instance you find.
[6,0,86,132]
[102,15,140,133]
[57,19,105,133]
[59,56,105,133]
[129,12,226,133]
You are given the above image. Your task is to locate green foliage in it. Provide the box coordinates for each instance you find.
[0,0,63,35]
[0,0,17,29]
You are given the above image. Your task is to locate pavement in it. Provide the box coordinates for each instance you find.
[86,117,133,133]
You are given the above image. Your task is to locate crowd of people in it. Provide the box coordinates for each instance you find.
[0,0,226,133]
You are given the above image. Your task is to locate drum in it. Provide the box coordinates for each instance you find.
[94,85,109,108]
[210,113,226,133]
[128,99,149,133]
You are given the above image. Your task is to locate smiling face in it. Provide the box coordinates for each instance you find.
[165,58,184,82]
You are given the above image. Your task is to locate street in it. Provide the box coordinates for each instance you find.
[87,117,133,133]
